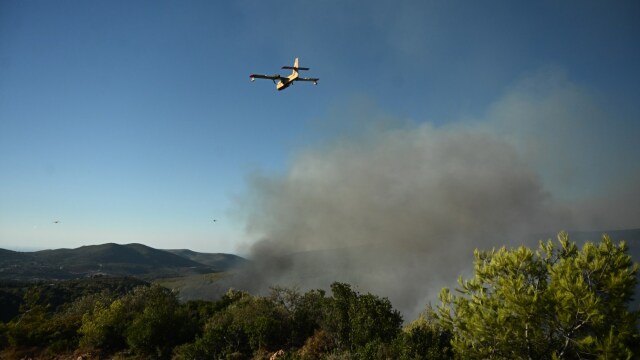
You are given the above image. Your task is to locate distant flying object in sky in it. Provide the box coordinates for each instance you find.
[53,220,60,224]
[250,57,319,91]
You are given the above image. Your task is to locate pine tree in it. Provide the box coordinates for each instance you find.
[437,232,639,359]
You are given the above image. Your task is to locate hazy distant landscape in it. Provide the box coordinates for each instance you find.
[0,243,246,282]
[1,230,638,359]
[1,228,639,309]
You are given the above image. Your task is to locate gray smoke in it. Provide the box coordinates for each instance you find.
[231,70,639,319]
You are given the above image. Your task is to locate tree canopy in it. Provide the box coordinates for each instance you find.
[1,232,637,359]
[438,232,639,359]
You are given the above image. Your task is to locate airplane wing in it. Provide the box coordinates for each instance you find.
[249,74,286,81]
[296,77,319,84]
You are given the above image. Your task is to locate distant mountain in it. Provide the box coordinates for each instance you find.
[0,248,30,261]
[35,243,200,268]
[165,249,248,271]
[0,243,247,282]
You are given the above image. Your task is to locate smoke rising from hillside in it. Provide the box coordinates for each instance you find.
[233,70,639,318]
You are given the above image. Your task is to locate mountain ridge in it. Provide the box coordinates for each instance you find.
[165,249,248,271]
[0,243,246,282]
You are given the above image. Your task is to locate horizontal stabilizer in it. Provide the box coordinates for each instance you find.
[282,66,310,71]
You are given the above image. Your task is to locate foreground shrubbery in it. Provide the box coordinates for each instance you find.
[438,232,640,359]
[0,232,638,359]
[1,281,437,359]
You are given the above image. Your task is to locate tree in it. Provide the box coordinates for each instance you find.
[326,282,403,356]
[174,289,289,359]
[79,298,130,351]
[269,286,327,348]
[437,232,639,359]
[2,280,136,355]
[126,286,191,359]
[401,305,453,360]
[4,285,88,351]
[79,284,193,358]
[6,285,67,348]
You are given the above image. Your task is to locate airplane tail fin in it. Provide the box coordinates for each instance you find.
[282,58,309,77]
[292,58,298,77]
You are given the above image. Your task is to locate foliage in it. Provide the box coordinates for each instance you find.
[175,283,405,359]
[400,305,453,360]
[0,281,24,323]
[174,288,288,359]
[3,285,119,354]
[126,286,192,358]
[270,286,328,347]
[3,231,637,359]
[79,297,130,351]
[5,289,50,351]
[79,284,195,359]
[325,282,403,356]
[0,277,146,324]
[438,232,640,359]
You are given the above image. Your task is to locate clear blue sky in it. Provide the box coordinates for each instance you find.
[1,1,639,253]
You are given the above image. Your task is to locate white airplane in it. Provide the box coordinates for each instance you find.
[250,58,319,91]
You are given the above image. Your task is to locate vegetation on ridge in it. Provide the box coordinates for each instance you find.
[0,232,637,359]
[0,243,245,281]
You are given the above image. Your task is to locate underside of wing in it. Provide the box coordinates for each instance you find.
[296,77,320,83]
[249,74,283,81]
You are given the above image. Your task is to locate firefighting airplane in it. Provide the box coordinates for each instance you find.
[249,58,319,91]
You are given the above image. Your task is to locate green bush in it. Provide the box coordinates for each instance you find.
[438,232,640,359]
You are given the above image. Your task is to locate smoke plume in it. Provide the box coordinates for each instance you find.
[232,70,639,318]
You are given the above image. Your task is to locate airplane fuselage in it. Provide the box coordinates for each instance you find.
[276,73,298,91]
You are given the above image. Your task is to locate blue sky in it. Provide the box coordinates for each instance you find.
[1,1,639,253]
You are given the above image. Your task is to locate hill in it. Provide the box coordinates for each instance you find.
[35,243,201,268]
[0,243,247,282]
[165,249,248,271]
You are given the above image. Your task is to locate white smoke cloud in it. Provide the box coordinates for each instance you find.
[232,70,639,318]
[481,68,640,229]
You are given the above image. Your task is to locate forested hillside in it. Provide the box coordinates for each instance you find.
[0,243,245,281]
[0,233,637,359]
